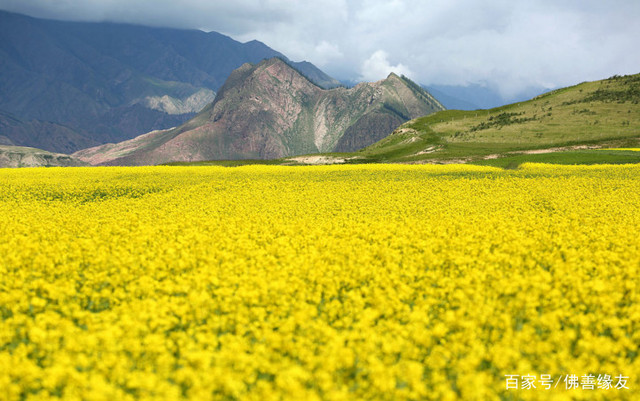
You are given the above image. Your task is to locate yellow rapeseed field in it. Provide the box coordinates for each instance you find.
[603,148,640,152]
[1,164,639,401]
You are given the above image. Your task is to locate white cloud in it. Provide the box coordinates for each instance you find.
[313,41,343,67]
[1,0,639,96]
[359,50,413,82]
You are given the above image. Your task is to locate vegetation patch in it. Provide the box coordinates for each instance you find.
[469,111,537,132]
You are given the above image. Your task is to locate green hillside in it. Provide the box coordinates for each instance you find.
[355,73,640,166]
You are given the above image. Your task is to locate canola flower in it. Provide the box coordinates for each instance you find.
[0,163,639,401]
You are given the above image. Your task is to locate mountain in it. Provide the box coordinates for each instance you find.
[0,110,98,154]
[0,145,88,168]
[0,10,340,153]
[74,58,444,165]
[357,73,640,165]
[424,86,479,110]
[427,84,552,110]
[287,60,343,90]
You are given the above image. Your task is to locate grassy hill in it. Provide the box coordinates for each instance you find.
[355,73,640,167]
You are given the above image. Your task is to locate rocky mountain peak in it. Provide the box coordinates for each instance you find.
[75,59,445,165]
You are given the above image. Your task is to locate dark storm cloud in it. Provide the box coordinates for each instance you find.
[2,0,639,97]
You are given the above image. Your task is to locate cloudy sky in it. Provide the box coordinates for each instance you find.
[2,0,639,98]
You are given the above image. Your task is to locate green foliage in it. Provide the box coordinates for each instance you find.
[583,86,640,104]
[381,102,410,120]
[469,112,537,132]
[162,159,287,167]
[474,150,640,169]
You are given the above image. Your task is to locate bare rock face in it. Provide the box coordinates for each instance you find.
[75,58,444,166]
[142,89,217,115]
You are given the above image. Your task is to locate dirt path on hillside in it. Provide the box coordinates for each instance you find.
[507,144,604,155]
[287,155,347,165]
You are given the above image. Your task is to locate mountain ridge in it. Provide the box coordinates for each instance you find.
[0,10,341,153]
[74,58,444,165]
[0,110,99,154]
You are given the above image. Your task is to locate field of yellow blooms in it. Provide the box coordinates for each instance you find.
[1,164,639,401]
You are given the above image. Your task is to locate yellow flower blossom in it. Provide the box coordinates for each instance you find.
[0,164,639,400]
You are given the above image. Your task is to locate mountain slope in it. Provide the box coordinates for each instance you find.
[426,84,552,110]
[74,58,444,165]
[0,145,88,168]
[0,110,98,154]
[359,73,640,164]
[286,60,343,89]
[0,10,340,152]
[424,86,479,110]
